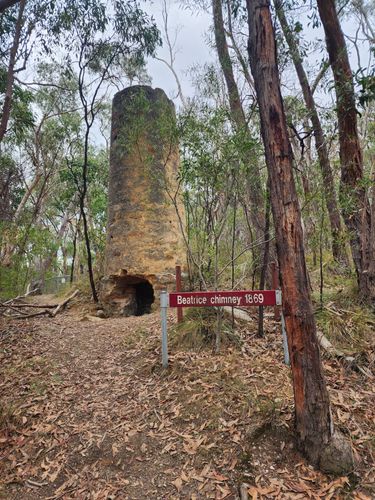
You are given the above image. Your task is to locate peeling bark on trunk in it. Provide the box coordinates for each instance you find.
[246,0,353,473]
[275,0,347,265]
[317,0,374,303]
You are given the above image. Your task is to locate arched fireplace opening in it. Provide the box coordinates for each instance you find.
[104,274,155,317]
[134,281,154,316]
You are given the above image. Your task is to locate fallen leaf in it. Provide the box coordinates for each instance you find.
[183,436,205,455]
[173,477,183,492]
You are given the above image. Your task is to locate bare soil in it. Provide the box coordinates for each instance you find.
[0,300,374,499]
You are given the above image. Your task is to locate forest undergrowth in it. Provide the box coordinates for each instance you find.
[0,282,374,499]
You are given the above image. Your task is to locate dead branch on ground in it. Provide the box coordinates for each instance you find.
[0,289,79,320]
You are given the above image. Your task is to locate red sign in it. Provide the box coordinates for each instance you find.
[169,290,280,308]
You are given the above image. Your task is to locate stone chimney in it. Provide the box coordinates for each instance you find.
[100,86,186,316]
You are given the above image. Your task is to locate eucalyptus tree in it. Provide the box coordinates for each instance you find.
[351,0,375,44]
[179,101,265,349]
[0,0,25,143]
[179,102,262,287]
[43,0,160,302]
[0,153,20,221]
[212,0,266,247]
[274,0,347,265]
[0,0,59,145]
[317,0,375,303]
[0,61,80,267]
[246,0,353,473]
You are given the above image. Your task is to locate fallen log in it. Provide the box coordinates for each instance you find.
[316,330,373,377]
[0,302,57,309]
[222,306,253,322]
[51,289,79,317]
[3,288,39,305]
[2,290,79,320]
[0,303,29,316]
[12,310,53,319]
[316,330,354,362]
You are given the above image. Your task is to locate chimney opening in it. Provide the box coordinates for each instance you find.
[134,281,154,316]
[107,275,155,317]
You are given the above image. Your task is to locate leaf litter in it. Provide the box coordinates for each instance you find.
[0,304,374,499]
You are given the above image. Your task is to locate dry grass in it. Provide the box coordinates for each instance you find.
[170,307,243,350]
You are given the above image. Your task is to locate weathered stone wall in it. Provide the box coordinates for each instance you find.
[100,86,186,316]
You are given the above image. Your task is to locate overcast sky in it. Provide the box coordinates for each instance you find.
[145,0,214,104]
[143,0,373,111]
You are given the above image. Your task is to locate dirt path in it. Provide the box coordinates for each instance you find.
[0,306,374,499]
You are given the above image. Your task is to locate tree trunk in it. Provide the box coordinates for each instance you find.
[70,219,80,284]
[212,0,265,242]
[0,0,26,143]
[275,0,348,265]
[317,0,374,303]
[246,0,353,473]
[14,173,42,221]
[288,128,317,252]
[38,211,71,285]
[80,127,98,302]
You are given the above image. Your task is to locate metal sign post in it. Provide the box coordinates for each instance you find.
[160,291,169,368]
[175,265,183,324]
[281,313,290,366]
